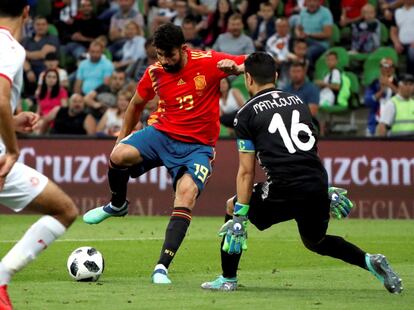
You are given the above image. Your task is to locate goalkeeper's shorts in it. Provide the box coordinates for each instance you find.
[234,183,331,242]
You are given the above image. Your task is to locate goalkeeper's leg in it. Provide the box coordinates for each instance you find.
[201,198,240,291]
[297,197,402,294]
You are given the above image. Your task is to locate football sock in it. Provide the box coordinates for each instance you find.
[108,160,130,208]
[304,235,367,269]
[157,207,192,269]
[221,213,241,279]
[0,216,66,283]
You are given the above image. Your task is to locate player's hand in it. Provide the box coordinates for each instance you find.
[14,112,40,133]
[220,215,248,254]
[0,153,19,191]
[328,187,354,219]
[217,59,244,75]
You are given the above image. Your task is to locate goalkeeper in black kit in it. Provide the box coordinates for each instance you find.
[201,52,403,294]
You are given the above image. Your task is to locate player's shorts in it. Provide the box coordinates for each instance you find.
[121,126,215,193]
[241,182,330,243]
[0,162,48,212]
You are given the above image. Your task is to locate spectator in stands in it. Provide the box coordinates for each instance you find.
[390,0,414,74]
[266,17,292,89]
[188,0,218,16]
[295,0,333,65]
[377,74,414,136]
[219,78,245,128]
[213,13,255,55]
[96,90,135,137]
[171,0,189,27]
[339,0,367,28]
[247,1,276,51]
[113,21,146,70]
[378,0,403,28]
[74,40,114,95]
[182,17,204,49]
[84,70,127,121]
[126,37,158,81]
[315,51,341,107]
[65,0,106,60]
[50,93,97,135]
[38,52,69,89]
[365,58,399,136]
[149,0,178,34]
[22,16,60,77]
[202,0,233,46]
[35,69,68,134]
[109,0,144,60]
[283,61,320,117]
[350,3,381,54]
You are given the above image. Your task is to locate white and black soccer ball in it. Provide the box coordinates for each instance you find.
[67,246,104,282]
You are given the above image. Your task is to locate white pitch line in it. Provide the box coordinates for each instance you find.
[0,237,163,243]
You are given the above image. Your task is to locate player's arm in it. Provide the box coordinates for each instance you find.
[0,77,20,189]
[115,91,147,144]
[236,151,255,205]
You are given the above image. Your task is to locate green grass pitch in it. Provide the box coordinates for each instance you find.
[0,215,413,309]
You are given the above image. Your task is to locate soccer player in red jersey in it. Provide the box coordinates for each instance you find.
[83,23,246,284]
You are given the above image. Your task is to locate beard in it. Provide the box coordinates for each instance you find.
[162,62,182,73]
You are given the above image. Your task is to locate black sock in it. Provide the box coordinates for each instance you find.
[221,213,242,278]
[108,160,130,208]
[158,207,192,269]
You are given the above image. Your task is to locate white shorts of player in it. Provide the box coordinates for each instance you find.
[0,162,48,212]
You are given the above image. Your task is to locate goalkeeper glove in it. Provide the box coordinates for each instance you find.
[220,202,249,254]
[328,187,354,219]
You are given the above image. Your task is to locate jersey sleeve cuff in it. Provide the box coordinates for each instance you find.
[0,73,12,86]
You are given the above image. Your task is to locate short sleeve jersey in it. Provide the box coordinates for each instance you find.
[0,27,25,153]
[137,49,245,146]
[234,88,328,198]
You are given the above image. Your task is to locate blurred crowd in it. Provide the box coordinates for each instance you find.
[18,0,414,137]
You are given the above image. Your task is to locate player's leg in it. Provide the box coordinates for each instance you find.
[152,143,214,284]
[201,197,239,291]
[83,127,159,224]
[0,164,78,307]
[296,196,403,294]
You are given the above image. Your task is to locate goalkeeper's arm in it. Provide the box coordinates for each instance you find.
[235,152,255,208]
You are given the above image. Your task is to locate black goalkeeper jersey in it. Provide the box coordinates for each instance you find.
[234,87,328,199]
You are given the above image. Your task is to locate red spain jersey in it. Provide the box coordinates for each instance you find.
[137,49,245,146]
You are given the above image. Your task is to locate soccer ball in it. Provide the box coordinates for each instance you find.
[67,246,104,282]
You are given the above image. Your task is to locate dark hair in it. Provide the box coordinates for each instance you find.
[39,69,60,100]
[326,51,338,58]
[144,37,154,49]
[153,23,185,54]
[290,60,307,69]
[244,52,277,85]
[0,0,27,17]
[293,38,307,46]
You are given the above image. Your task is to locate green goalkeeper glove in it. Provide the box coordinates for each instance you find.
[328,187,354,219]
[219,202,249,254]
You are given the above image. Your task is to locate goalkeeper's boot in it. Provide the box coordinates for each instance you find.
[83,201,129,225]
[365,254,403,294]
[201,275,238,291]
[0,285,13,310]
[151,265,172,284]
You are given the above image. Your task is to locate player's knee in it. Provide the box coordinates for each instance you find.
[110,144,141,167]
[62,197,78,225]
[301,236,325,254]
[175,179,198,206]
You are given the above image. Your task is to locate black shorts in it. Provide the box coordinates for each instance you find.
[240,183,331,243]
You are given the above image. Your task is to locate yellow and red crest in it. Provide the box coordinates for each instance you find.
[194,75,207,90]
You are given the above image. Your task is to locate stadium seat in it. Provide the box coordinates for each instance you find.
[48,24,59,36]
[362,47,399,86]
[231,75,249,100]
[314,47,350,80]
[380,22,389,45]
[330,24,341,45]
[344,71,361,108]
